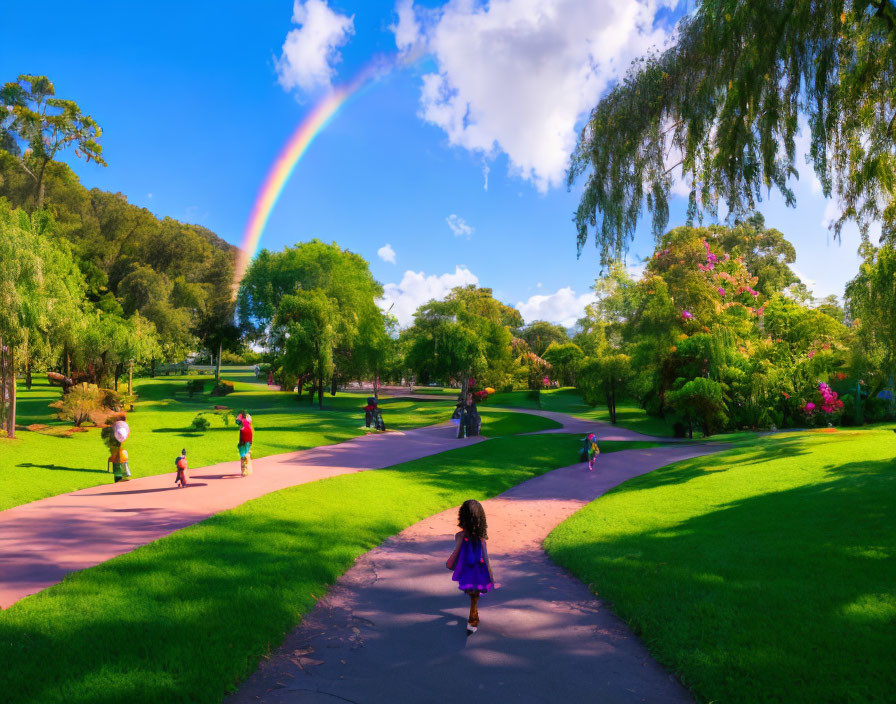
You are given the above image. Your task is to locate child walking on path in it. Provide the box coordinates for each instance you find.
[174,449,188,487]
[446,499,495,634]
[581,432,600,471]
[236,411,253,477]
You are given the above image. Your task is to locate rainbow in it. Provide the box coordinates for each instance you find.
[234,65,381,288]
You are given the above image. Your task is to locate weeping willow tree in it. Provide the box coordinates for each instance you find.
[569,0,896,264]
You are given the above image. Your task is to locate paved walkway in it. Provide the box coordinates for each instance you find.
[0,424,485,609]
[227,443,720,704]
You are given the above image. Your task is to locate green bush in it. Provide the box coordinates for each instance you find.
[186,380,205,397]
[220,350,264,365]
[55,383,104,427]
[190,414,211,432]
[211,380,234,397]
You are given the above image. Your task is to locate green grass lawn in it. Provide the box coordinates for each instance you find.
[477,407,562,436]
[545,427,896,703]
[0,433,587,704]
[0,374,559,511]
[489,387,676,437]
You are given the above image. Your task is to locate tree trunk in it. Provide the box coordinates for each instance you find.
[150,358,156,378]
[7,344,16,439]
[889,374,895,418]
[65,349,71,377]
[128,360,134,395]
[0,338,6,434]
[215,341,222,383]
[688,419,693,439]
[317,373,323,408]
[330,375,338,396]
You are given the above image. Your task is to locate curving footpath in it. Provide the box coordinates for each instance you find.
[0,424,485,609]
[227,443,722,704]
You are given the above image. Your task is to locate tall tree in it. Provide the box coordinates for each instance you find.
[238,240,385,392]
[846,241,896,401]
[275,291,338,408]
[518,320,569,356]
[0,201,84,437]
[543,341,585,386]
[403,286,515,393]
[1,75,105,209]
[569,0,896,263]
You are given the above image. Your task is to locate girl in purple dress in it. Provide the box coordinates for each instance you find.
[446,499,495,634]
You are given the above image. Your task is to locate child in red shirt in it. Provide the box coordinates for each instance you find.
[236,411,253,476]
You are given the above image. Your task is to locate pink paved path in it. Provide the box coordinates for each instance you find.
[0,424,484,609]
[227,443,721,704]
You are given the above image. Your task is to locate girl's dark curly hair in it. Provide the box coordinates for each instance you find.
[458,499,488,541]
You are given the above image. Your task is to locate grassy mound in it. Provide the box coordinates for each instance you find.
[545,428,896,703]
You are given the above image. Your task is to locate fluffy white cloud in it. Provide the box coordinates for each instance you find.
[391,0,421,55]
[516,286,597,328]
[396,0,674,191]
[377,243,397,263]
[277,0,354,93]
[446,214,473,237]
[379,266,479,326]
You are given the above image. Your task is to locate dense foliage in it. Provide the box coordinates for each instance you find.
[569,0,896,264]
[0,74,240,432]
[239,240,393,406]
[572,219,884,435]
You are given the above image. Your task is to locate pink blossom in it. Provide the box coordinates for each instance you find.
[805,402,816,412]
[808,350,816,359]
[718,287,726,296]
[681,310,694,319]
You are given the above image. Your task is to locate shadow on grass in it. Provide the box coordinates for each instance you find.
[548,455,896,703]
[15,463,107,475]
[604,436,814,494]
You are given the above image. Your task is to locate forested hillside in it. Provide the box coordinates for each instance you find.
[0,150,236,364]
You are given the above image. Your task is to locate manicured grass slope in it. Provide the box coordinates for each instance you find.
[545,429,896,703]
[1,434,582,704]
[1,375,460,510]
[477,407,561,436]
[490,387,675,437]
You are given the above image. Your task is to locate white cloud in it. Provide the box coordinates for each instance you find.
[516,286,597,328]
[377,243,397,263]
[276,0,354,94]
[446,213,473,237]
[391,0,421,55]
[397,0,674,192]
[147,193,153,199]
[379,266,479,326]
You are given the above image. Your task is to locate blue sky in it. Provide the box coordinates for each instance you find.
[0,0,864,327]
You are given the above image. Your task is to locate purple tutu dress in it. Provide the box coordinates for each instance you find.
[452,537,493,593]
